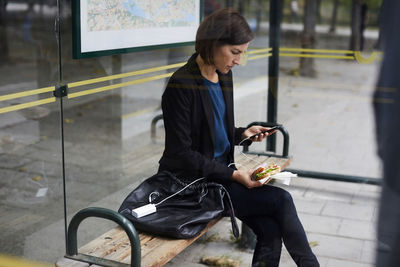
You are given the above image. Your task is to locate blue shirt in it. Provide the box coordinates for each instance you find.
[204,78,231,163]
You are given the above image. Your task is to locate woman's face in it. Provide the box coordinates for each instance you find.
[213,43,249,74]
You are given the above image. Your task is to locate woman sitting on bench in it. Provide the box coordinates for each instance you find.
[158,8,319,267]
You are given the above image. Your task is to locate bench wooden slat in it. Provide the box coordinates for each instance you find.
[141,219,219,267]
[78,228,128,258]
[75,219,220,267]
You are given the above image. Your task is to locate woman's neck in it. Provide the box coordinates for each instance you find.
[196,54,218,83]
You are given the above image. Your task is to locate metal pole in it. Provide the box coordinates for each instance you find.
[55,0,68,252]
[267,0,283,152]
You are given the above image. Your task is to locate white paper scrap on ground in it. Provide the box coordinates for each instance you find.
[36,187,48,197]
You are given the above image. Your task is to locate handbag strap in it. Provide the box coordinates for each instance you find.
[207,183,240,239]
[164,172,240,238]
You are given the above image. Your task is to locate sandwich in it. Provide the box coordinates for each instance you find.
[251,164,281,183]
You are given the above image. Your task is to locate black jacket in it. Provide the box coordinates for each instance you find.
[158,53,248,182]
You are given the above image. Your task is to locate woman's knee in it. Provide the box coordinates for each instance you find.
[275,187,295,209]
[271,186,292,201]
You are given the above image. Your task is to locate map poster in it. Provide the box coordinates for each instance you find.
[72,0,201,59]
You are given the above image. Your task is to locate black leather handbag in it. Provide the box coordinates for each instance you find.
[118,171,239,239]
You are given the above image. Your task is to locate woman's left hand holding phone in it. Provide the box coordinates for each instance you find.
[243,125,277,142]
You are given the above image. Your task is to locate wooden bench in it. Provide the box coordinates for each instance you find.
[57,119,291,267]
[55,153,291,267]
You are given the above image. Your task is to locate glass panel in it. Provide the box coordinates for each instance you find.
[0,1,63,263]
[0,0,383,265]
[61,0,198,253]
[275,0,382,179]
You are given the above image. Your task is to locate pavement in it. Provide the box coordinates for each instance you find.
[166,176,380,267]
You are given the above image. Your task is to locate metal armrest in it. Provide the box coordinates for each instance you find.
[66,207,141,267]
[243,121,290,158]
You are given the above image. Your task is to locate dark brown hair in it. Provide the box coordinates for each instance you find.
[195,8,254,65]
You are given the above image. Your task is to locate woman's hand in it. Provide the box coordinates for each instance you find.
[242,125,277,142]
[232,169,262,188]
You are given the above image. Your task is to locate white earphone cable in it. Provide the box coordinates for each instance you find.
[154,177,205,206]
[228,137,263,168]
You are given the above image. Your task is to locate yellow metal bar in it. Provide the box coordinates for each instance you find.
[247,48,272,55]
[248,53,272,61]
[0,254,52,267]
[279,53,354,60]
[68,73,173,99]
[0,47,378,116]
[68,62,184,88]
[0,98,56,114]
[0,86,55,102]
[354,51,381,64]
[280,47,355,54]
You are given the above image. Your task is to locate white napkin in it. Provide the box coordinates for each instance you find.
[270,171,297,185]
[256,172,297,186]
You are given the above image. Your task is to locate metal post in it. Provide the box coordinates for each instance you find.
[55,0,68,253]
[267,0,283,153]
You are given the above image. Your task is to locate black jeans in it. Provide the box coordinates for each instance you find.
[224,182,319,267]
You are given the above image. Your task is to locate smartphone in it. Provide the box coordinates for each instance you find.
[249,126,280,139]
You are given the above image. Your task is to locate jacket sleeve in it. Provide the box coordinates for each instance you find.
[160,77,234,181]
[234,127,252,146]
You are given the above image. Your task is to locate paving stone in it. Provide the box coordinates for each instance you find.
[361,240,377,264]
[283,181,308,198]
[166,261,206,267]
[0,153,33,169]
[165,242,207,266]
[314,256,331,267]
[279,247,331,267]
[304,186,354,203]
[325,258,374,267]
[24,149,61,163]
[298,213,341,236]
[22,160,61,177]
[0,111,27,129]
[199,217,237,242]
[351,188,381,206]
[322,201,375,221]
[177,241,252,266]
[31,138,73,152]
[1,142,37,157]
[292,197,326,215]
[307,233,364,261]
[278,249,297,267]
[372,207,379,223]
[359,183,382,193]
[296,177,362,192]
[338,219,377,240]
